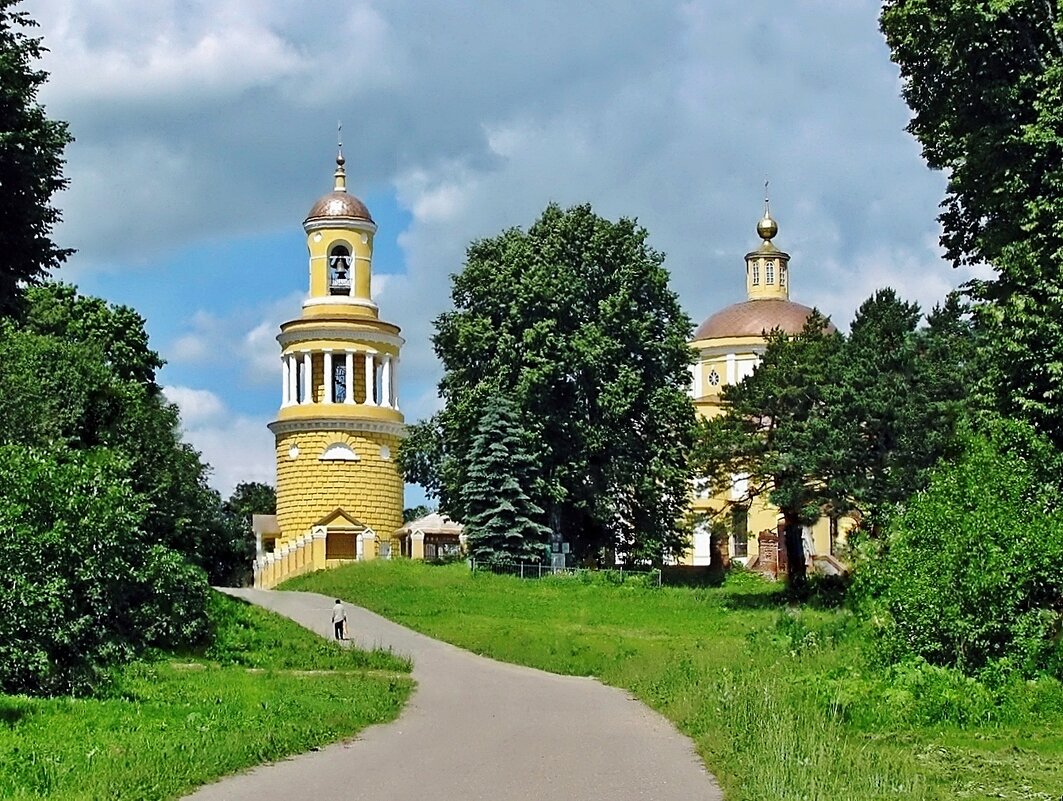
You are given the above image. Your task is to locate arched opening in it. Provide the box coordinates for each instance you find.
[328,244,352,295]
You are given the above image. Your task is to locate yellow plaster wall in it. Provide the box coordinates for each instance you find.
[686,337,851,566]
[306,225,375,302]
[275,428,403,544]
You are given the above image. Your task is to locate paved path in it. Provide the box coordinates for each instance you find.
[185,588,722,801]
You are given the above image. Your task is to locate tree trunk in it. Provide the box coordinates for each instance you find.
[782,509,807,593]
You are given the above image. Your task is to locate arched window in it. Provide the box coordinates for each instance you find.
[751,262,760,285]
[766,260,775,284]
[328,245,352,295]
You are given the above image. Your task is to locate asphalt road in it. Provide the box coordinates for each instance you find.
[184,587,722,801]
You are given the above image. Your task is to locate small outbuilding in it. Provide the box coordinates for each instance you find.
[394,513,465,560]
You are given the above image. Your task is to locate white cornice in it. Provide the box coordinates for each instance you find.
[268,418,407,438]
[277,327,404,349]
[690,342,768,360]
[303,218,378,235]
[302,296,379,310]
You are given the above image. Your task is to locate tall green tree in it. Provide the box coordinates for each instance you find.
[0,284,243,583]
[401,203,696,564]
[880,0,1063,444]
[23,283,164,387]
[831,289,977,528]
[0,1,73,313]
[462,395,551,564]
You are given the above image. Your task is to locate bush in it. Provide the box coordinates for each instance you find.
[0,447,210,695]
[853,419,1063,679]
[131,546,211,648]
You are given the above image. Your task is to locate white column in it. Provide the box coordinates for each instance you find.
[344,351,354,403]
[323,350,333,404]
[302,352,312,404]
[381,354,392,408]
[363,351,376,406]
[392,356,400,411]
[287,354,298,405]
[281,354,290,406]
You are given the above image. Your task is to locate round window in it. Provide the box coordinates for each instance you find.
[708,369,721,387]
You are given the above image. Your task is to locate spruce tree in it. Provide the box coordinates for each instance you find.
[462,395,550,565]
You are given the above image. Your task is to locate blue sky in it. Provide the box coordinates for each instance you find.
[25,0,988,501]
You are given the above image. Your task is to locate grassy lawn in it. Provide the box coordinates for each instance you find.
[287,560,1063,801]
[0,592,412,801]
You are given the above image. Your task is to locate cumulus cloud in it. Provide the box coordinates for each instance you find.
[164,292,300,384]
[161,385,225,427]
[28,0,969,433]
[185,414,277,496]
[162,384,274,494]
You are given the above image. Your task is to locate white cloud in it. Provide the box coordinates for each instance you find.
[26,0,974,432]
[162,384,274,495]
[165,293,299,384]
[169,332,211,364]
[162,385,225,427]
[187,415,276,497]
[243,322,280,383]
[161,382,272,492]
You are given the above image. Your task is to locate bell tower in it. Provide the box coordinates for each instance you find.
[263,147,405,583]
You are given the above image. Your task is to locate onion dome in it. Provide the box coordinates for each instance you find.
[756,208,778,241]
[305,148,374,224]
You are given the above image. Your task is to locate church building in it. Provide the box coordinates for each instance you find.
[252,150,406,589]
[686,204,847,569]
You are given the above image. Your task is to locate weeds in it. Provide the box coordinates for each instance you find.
[289,560,1063,801]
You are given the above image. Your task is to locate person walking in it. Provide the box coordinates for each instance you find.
[332,599,347,640]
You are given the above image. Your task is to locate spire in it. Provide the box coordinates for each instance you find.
[757,179,778,241]
[334,122,347,192]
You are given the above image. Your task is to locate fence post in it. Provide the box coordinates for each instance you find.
[620,566,624,583]
[538,562,542,578]
[520,563,524,579]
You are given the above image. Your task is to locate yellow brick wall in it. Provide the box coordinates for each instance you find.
[355,353,368,404]
[275,428,403,542]
[312,354,324,404]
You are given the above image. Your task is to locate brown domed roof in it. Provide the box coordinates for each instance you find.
[692,299,835,340]
[305,191,373,224]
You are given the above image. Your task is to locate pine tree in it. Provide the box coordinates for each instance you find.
[462,395,550,565]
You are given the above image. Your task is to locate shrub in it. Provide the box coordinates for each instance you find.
[0,447,210,695]
[853,418,1063,679]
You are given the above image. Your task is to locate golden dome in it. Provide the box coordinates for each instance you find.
[692,299,835,340]
[304,149,374,224]
[756,210,778,241]
[305,191,373,223]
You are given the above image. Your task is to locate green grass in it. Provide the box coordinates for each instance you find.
[286,560,1063,801]
[0,592,413,800]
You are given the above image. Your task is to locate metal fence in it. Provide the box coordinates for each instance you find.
[468,558,724,588]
